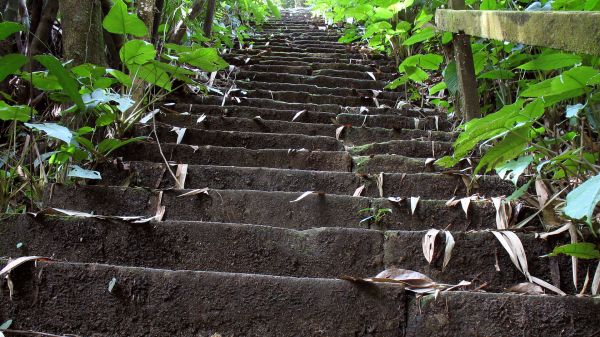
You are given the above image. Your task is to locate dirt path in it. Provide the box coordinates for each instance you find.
[1,8,599,337]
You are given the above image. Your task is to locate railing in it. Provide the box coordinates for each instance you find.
[435,1,600,120]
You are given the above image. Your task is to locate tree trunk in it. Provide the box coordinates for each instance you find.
[151,0,164,43]
[203,0,216,38]
[29,0,58,56]
[100,0,123,68]
[169,0,205,44]
[59,0,106,66]
[136,0,156,40]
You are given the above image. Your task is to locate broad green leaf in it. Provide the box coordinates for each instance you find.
[128,63,171,90]
[119,40,156,65]
[178,48,228,72]
[496,155,534,185]
[25,122,74,145]
[517,53,582,71]
[585,0,600,10]
[33,55,85,111]
[0,319,12,330]
[0,54,27,82]
[0,22,24,41]
[0,102,33,122]
[404,66,428,82]
[442,61,458,94]
[388,0,415,12]
[28,72,62,91]
[107,69,133,87]
[266,0,281,19]
[547,243,600,259]
[550,66,598,94]
[385,75,409,90]
[402,27,435,46]
[102,0,148,37]
[429,82,447,95]
[564,173,600,225]
[566,103,585,118]
[68,165,102,180]
[373,7,394,20]
[364,21,392,38]
[97,137,143,155]
[475,126,530,174]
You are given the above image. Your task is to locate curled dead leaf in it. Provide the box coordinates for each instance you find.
[335,126,345,140]
[353,185,365,197]
[292,109,307,122]
[422,229,440,264]
[177,187,210,198]
[506,282,544,295]
[290,191,315,203]
[0,256,52,278]
[410,197,420,215]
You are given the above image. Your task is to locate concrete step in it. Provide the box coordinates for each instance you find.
[2,261,404,336]
[44,185,517,231]
[99,159,513,197]
[235,70,390,90]
[0,215,570,292]
[116,142,352,171]
[133,124,343,151]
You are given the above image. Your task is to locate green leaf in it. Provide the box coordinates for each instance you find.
[178,48,229,72]
[97,137,143,155]
[107,69,133,87]
[25,122,74,145]
[119,40,156,65]
[68,165,102,180]
[0,54,27,82]
[566,103,585,118]
[564,173,600,225]
[496,155,534,185]
[128,63,171,90]
[0,102,33,122]
[385,75,409,90]
[33,55,85,111]
[547,243,600,259]
[442,61,458,94]
[517,53,582,71]
[403,27,435,46]
[475,126,530,174]
[266,0,281,19]
[102,0,148,37]
[0,22,24,41]
[429,82,447,95]
[0,319,12,330]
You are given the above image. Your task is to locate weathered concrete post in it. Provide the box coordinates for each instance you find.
[448,0,480,121]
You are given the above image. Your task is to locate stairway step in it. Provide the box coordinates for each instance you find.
[2,261,405,336]
[224,88,397,107]
[337,112,453,131]
[347,140,453,158]
[0,216,570,292]
[405,291,600,337]
[102,159,513,197]
[44,185,518,231]
[133,124,343,151]
[116,142,352,171]
[234,80,399,100]
[230,57,396,72]
[236,70,390,90]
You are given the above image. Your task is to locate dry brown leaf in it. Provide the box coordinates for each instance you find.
[175,164,188,189]
[377,172,384,198]
[196,114,207,123]
[491,231,531,280]
[0,256,52,278]
[140,109,159,124]
[569,223,579,291]
[177,187,210,198]
[335,126,345,140]
[171,127,187,145]
[506,282,544,295]
[443,231,455,271]
[492,197,512,230]
[353,185,365,197]
[531,276,566,296]
[410,197,420,215]
[434,116,439,131]
[424,158,435,166]
[292,109,307,122]
[592,261,600,295]
[422,229,440,264]
[536,223,571,239]
[290,191,314,203]
[460,197,471,218]
[387,197,403,203]
[445,197,459,207]
[189,145,199,152]
[366,71,376,80]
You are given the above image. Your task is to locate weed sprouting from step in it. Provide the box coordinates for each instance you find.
[359,207,392,226]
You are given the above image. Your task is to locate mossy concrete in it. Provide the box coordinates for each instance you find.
[436,10,600,56]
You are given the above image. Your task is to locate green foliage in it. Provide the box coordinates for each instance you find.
[547,243,600,259]
[102,0,148,37]
[0,22,24,40]
[564,173,600,226]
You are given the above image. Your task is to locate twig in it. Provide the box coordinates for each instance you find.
[152,116,180,188]
[0,329,81,337]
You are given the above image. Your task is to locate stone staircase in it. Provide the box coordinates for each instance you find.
[1,8,599,337]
